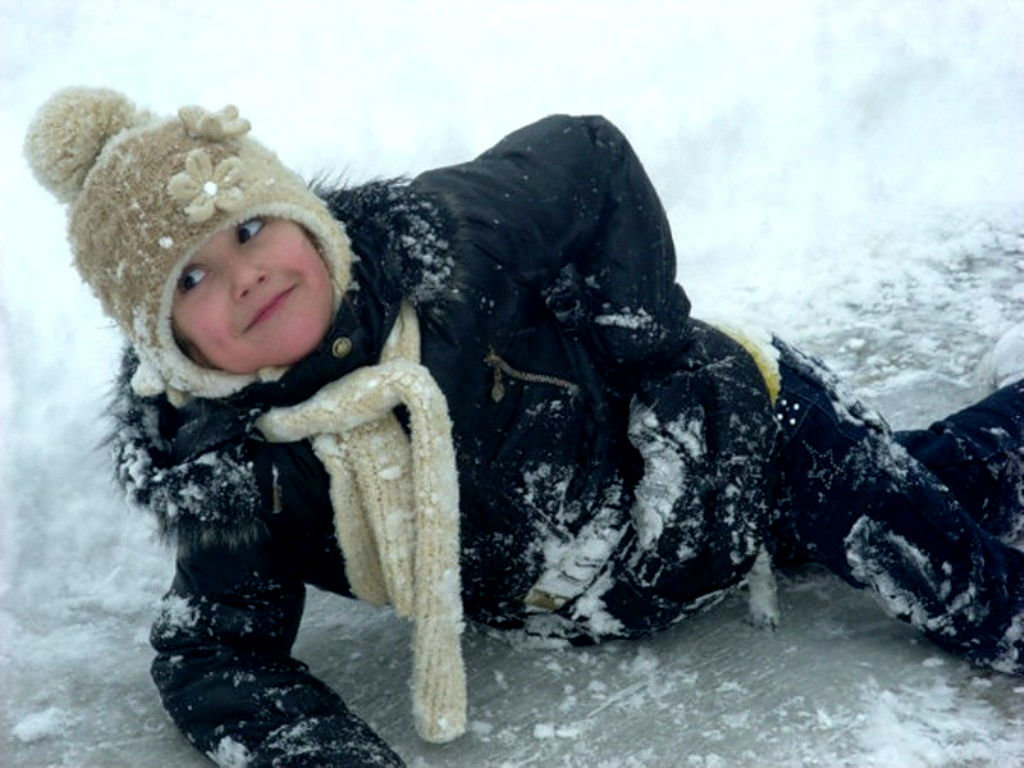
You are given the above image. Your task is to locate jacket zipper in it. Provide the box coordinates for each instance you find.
[484,347,580,402]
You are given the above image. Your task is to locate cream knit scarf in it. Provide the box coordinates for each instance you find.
[255,302,466,743]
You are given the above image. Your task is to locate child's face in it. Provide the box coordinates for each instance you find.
[171,217,334,374]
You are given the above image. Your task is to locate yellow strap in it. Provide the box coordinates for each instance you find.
[712,324,781,405]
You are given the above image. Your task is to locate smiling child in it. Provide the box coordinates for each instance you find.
[25,87,1024,767]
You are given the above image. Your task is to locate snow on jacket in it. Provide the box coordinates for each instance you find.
[110,115,779,766]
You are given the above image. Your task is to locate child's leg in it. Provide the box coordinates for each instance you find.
[895,382,1024,544]
[772,342,1024,673]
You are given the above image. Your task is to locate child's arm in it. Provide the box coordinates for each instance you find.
[109,350,404,766]
[151,539,404,767]
[413,114,693,377]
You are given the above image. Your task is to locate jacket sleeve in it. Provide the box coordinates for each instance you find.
[151,536,405,767]
[108,350,404,766]
[412,114,692,373]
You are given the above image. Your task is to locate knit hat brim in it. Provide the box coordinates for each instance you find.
[131,197,354,402]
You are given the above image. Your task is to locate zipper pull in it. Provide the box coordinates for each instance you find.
[491,367,505,402]
[485,347,506,402]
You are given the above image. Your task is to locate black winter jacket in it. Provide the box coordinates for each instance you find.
[111,115,778,766]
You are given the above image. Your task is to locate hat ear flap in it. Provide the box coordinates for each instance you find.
[24,87,142,205]
[129,355,166,397]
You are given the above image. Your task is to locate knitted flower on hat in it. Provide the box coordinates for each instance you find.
[24,87,354,400]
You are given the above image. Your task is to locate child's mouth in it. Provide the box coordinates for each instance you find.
[247,287,294,331]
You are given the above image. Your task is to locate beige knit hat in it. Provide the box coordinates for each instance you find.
[24,86,354,400]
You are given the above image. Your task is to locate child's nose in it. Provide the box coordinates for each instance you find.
[230,259,268,300]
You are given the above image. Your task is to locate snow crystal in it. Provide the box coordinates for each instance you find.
[533,722,556,738]
[745,546,780,629]
[855,677,1016,768]
[378,464,403,480]
[12,707,67,743]
[618,647,656,677]
[469,719,494,737]
[519,462,571,512]
[531,514,622,605]
[687,756,727,768]
[532,721,581,739]
[715,681,745,694]
[846,337,867,351]
[155,593,200,631]
[232,670,257,687]
[207,736,251,768]
[991,613,1024,674]
[388,193,455,306]
[570,572,626,636]
[594,307,654,330]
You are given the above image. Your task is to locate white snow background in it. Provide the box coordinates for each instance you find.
[3,1,1024,766]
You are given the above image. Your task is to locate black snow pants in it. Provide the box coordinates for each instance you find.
[771,340,1024,673]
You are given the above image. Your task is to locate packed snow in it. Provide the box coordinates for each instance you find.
[3,1,1024,766]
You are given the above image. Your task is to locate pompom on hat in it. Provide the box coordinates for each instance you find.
[24,86,353,401]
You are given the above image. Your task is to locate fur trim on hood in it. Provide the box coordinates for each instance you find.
[108,348,268,549]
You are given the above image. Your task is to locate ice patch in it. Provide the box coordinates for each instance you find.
[469,719,494,737]
[856,678,1017,768]
[532,721,582,739]
[622,646,659,676]
[12,706,67,743]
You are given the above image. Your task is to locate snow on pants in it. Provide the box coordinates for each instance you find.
[771,340,1024,673]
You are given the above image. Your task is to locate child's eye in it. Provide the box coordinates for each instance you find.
[237,218,264,244]
[178,266,206,293]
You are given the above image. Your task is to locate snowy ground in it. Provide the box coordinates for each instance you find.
[3,1,1024,766]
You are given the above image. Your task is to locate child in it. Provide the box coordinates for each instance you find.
[25,87,1024,767]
